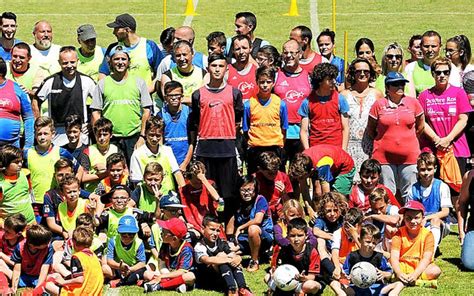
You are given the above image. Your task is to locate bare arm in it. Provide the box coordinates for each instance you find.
[37,264,51,286]
[458,171,472,242]
[91,110,101,125]
[313,227,333,241]
[424,207,450,222]
[341,114,349,151]
[300,117,310,149]
[198,173,220,201]
[366,116,378,140]
[173,171,186,188]
[415,114,425,137]
[31,98,41,118]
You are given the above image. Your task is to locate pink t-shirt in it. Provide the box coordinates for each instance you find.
[418,85,472,157]
[369,96,424,165]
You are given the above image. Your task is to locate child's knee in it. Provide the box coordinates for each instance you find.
[248,225,261,237]
[430,217,441,228]
[302,280,321,293]
[183,271,195,284]
[425,264,442,279]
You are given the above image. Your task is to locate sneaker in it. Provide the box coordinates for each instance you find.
[144,283,161,293]
[238,287,254,296]
[176,283,187,293]
[228,289,239,296]
[109,279,121,288]
[246,260,259,272]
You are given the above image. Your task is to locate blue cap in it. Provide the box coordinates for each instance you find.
[159,191,186,208]
[385,71,409,85]
[108,45,130,58]
[117,215,139,233]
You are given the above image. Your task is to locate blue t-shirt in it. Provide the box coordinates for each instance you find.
[0,39,21,61]
[331,56,345,85]
[235,195,274,237]
[242,97,289,131]
[157,104,190,165]
[298,93,350,119]
[0,80,34,148]
[11,243,54,275]
[107,236,146,263]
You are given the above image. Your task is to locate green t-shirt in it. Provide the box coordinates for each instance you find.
[0,171,35,224]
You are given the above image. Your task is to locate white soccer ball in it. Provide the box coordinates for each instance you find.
[350,261,378,289]
[273,264,300,291]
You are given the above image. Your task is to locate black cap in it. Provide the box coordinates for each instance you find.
[107,13,136,31]
[101,184,132,204]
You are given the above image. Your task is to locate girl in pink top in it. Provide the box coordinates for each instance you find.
[419,57,472,173]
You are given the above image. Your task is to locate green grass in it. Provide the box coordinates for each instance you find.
[6,0,474,294]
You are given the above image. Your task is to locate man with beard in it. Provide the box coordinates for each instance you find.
[290,25,327,74]
[30,21,61,88]
[6,42,38,97]
[0,12,20,62]
[99,14,162,88]
[406,30,461,97]
[33,46,96,146]
[92,46,152,162]
[76,24,105,82]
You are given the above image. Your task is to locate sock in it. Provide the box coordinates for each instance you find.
[233,267,247,288]
[160,275,185,290]
[219,264,237,290]
[431,226,441,252]
[121,268,145,286]
[321,257,335,274]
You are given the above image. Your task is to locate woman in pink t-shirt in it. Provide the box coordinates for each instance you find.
[419,57,472,175]
[367,72,424,203]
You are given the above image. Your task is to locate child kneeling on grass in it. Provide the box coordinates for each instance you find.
[45,226,104,296]
[381,201,441,295]
[194,214,253,296]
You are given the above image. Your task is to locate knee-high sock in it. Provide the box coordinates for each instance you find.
[160,275,185,290]
[431,226,441,252]
[219,264,237,290]
[232,266,247,288]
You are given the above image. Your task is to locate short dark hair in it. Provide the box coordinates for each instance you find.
[422,30,442,44]
[54,158,74,172]
[26,224,52,246]
[359,159,382,175]
[311,63,339,89]
[258,151,281,172]
[202,214,220,227]
[64,114,82,130]
[4,213,27,233]
[0,144,22,171]
[287,217,307,232]
[1,12,17,23]
[172,40,193,55]
[106,153,126,169]
[344,208,364,226]
[317,28,335,44]
[235,12,257,32]
[160,27,175,47]
[0,57,6,78]
[208,53,227,65]
[293,25,313,43]
[93,117,113,135]
[206,31,226,47]
[164,80,183,95]
[145,116,164,133]
[360,223,381,241]
[256,65,276,81]
[409,34,422,48]
[59,175,80,192]
[12,42,31,57]
[232,34,252,49]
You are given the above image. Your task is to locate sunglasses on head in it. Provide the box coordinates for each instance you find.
[434,70,450,76]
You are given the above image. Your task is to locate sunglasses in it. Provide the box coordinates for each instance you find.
[165,94,183,100]
[386,54,402,60]
[388,82,406,88]
[355,69,370,76]
[120,233,135,237]
[434,70,450,76]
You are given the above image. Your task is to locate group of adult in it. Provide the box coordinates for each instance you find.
[1,10,474,271]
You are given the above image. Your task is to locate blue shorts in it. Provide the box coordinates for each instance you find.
[18,274,39,288]
[237,227,273,254]
[350,283,385,296]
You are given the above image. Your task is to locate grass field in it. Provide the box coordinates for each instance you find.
[4,0,474,294]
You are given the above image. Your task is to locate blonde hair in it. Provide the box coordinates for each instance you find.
[282,199,304,221]
[316,192,348,218]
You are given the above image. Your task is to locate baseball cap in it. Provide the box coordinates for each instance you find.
[107,13,136,31]
[385,71,409,85]
[159,191,186,209]
[157,218,187,239]
[101,184,132,204]
[108,45,130,58]
[77,24,97,42]
[463,70,474,94]
[118,215,139,233]
[398,200,425,215]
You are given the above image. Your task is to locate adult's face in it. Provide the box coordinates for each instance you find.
[174,45,193,71]
[113,27,128,42]
[234,17,252,36]
[110,52,130,74]
[173,28,194,45]
[290,29,307,51]
[433,64,450,88]
[385,48,403,72]
[233,39,251,64]
[282,40,301,69]
[357,44,374,60]
[207,59,227,81]
[78,38,96,54]
[1,18,17,40]
[409,39,423,60]
[354,61,371,85]
[11,47,30,72]
[445,41,461,65]
[33,22,53,50]
[59,51,78,78]
[421,36,441,62]
[386,82,405,99]
[318,35,334,57]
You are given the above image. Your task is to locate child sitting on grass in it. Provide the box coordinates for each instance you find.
[0,213,26,280]
[274,199,316,247]
[194,215,253,296]
[343,223,392,296]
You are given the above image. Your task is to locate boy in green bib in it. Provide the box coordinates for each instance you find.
[130,162,163,212]
[104,215,153,287]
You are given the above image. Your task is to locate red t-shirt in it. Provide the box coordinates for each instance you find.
[303,145,354,175]
[255,171,293,219]
[180,181,218,232]
[0,231,24,256]
[369,97,423,165]
[348,183,400,212]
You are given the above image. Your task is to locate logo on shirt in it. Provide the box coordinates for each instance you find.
[285,90,305,103]
[279,80,289,87]
[0,99,12,108]
[209,101,222,108]
[238,82,255,94]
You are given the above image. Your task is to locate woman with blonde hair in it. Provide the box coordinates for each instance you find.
[375,42,405,93]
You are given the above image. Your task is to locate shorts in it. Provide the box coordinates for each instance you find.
[195,266,226,290]
[237,227,273,254]
[349,283,385,296]
[332,167,356,195]
[394,262,431,281]
[18,274,39,288]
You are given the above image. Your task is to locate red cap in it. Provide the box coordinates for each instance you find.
[157,218,187,239]
[399,200,425,215]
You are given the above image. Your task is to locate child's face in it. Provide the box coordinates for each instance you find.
[161,228,175,244]
[63,183,80,204]
[260,169,278,181]
[3,227,19,240]
[284,207,301,222]
[109,162,125,183]
[257,75,274,95]
[120,232,135,245]
[95,130,111,148]
[5,158,22,176]
[202,221,221,243]
[240,182,256,202]
[55,167,73,184]
[403,209,423,232]
[111,189,130,212]
[324,202,340,223]
[146,127,162,149]
[208,41,224,55]
[66,126,81,145]
[288,228,306,251]
[370,199,387,215]
[144,173,163,193]
[360,234,377,254]
[35,126,54,148]
[417,163,435,184]
[28,242,49,252]
[360,172,380,191]
[164,88,183,109]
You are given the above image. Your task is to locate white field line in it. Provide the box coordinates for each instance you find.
[318,12,473,16]
[15,13,182,16]
[309,0,320,48]
[183,0,199,26]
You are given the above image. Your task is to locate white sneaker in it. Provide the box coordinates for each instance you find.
[177,284,187,293]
